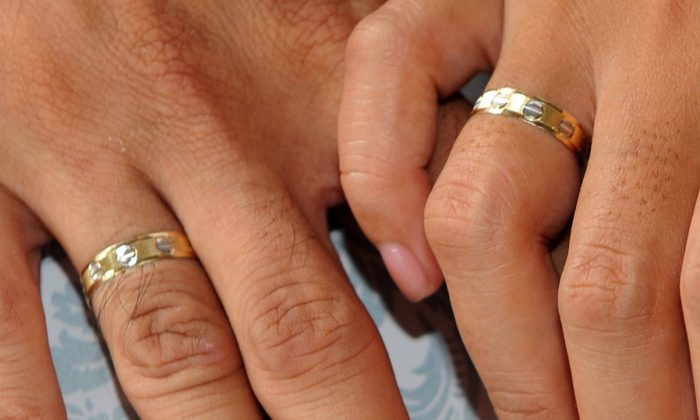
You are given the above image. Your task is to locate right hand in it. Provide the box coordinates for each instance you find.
[340,0,700,417]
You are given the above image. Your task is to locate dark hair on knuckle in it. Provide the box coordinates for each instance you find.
[130,265,156,320]
[93,264,157,328]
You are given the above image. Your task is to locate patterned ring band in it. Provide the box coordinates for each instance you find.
[81,231,196,298]
[472,87,587,154]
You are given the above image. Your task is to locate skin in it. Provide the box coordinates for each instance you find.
[0,0,471,417]
[340,0,700,418]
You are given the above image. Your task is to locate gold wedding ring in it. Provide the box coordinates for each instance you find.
[81,231,195,298]
[473,88,586,154]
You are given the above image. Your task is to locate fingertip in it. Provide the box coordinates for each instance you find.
[378,242,442,302]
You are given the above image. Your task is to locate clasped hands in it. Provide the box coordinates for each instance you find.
[1,0,699,418]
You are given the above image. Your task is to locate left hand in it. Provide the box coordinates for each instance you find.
[0,1,411,417]
[339,0,700,417]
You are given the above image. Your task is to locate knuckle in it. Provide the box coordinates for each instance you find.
[560,239,660,330]
[120,299,233,380]
[244,269,374,383]
[424,120,539,261]
[98,266,240,399]
[267,0,357,56]
[112,2,204,95]
[424,179,501,252]
[104,1,230,122]
[424,162,517,257]
[120,297,221,375]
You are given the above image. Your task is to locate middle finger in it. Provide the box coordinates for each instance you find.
[425,44,589,420]
[149,136,409,418]
[559,72,699,417]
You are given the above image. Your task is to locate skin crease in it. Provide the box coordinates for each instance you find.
[6,0,679,418]
[340,0,700,418]
[0,0,477,418]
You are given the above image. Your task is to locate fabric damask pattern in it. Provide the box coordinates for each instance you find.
[42,261,136,419]
[42,226,493,419]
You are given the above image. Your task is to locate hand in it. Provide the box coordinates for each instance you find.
[340,0,700,417]
[0,0,416,417]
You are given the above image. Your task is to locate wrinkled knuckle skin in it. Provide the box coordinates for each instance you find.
[110,2,208,96]
[267,0,357,58]
[245,272,373,384]
[100,269,239,399]
[425,171,515,260]
[424,122,532,263]
[560,240,660,332]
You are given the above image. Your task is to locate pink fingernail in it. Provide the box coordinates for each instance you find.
[378,243,433,302]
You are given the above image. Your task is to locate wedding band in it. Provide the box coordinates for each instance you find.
[81,231,195,298]
[473,88,586,154]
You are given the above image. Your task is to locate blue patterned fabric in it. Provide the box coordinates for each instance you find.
[42,228,493,419]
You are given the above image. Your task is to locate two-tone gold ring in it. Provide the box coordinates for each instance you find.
[473,87,587,154]
[81,231,195,299]
[80,88,583,300]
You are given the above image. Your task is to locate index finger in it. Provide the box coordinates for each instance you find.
[339,0,501,301]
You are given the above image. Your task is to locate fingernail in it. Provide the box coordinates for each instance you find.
[378,243,433,302]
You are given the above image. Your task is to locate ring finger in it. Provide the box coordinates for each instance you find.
[21,164,261,418]
[559,72,699,418]
[423,7,595,417]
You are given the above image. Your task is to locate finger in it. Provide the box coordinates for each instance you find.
[339,0,502,300]
[17,166,261,418]
[0,189,65,418]
[682,192,700,412]
[149,143,407,419]
[428,96,474,184]
[424,12,595,418]
[560,77,700,416]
